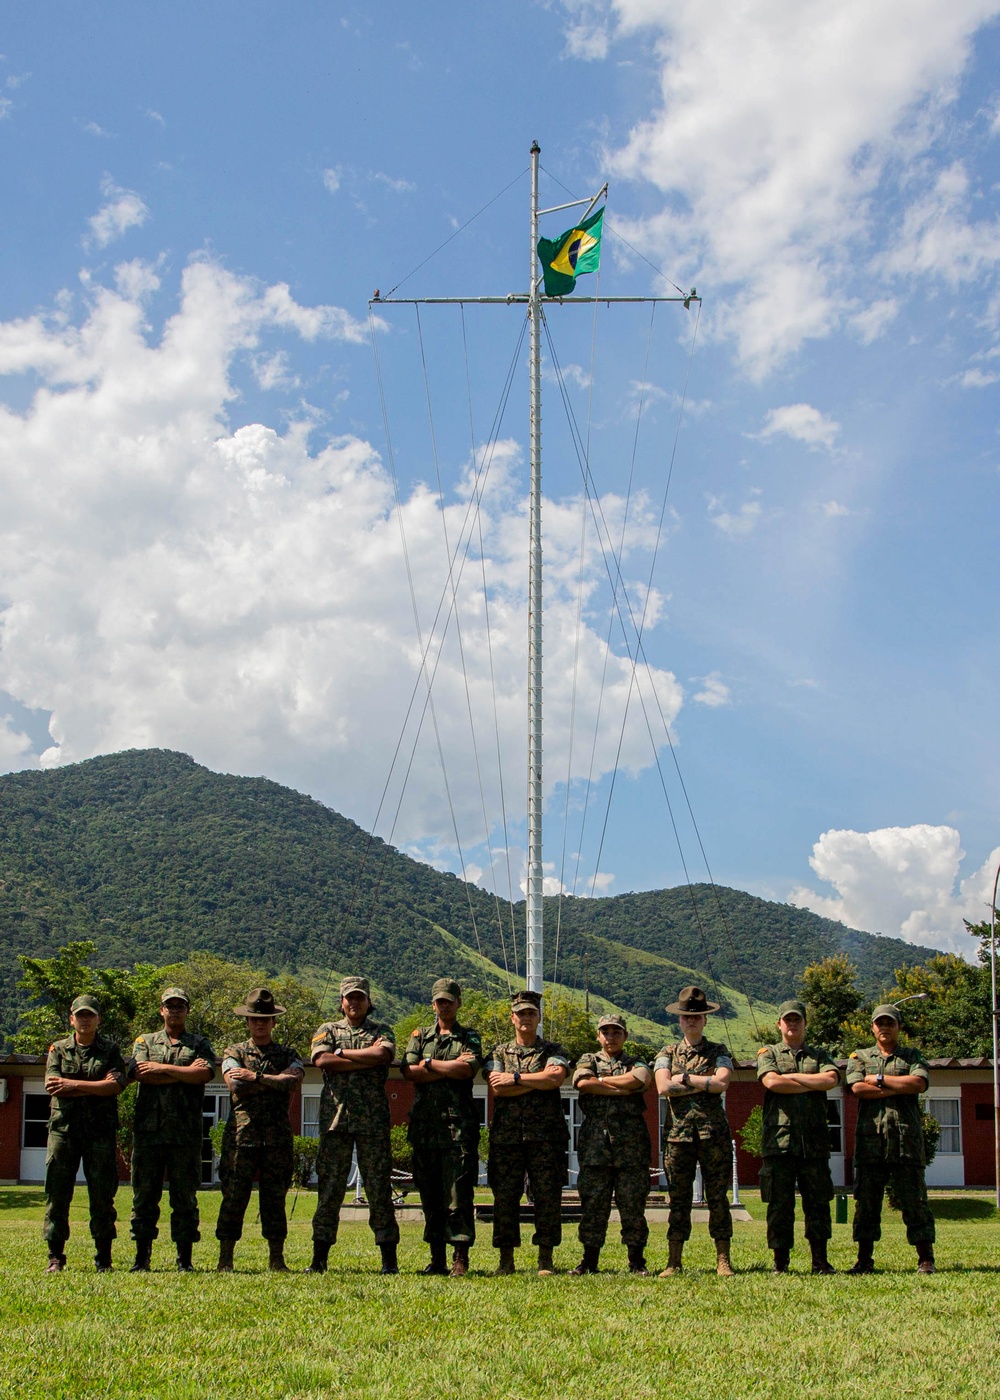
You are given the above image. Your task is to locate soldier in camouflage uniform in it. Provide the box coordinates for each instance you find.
[216,988,304,1272]
[570,1013,652,1275]
[757,999,841,1274]
[484,989,569,1276]
[128,987,216,1272]
[846,1003,936,1274]
[43,994,127,1272]
[307,975,399,1275]
[654,986,736,1277]
[402,977,484,1276]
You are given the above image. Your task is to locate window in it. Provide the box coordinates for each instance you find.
[22,1093,50,1149]
[826,1098,842,1155]
[926,1098,961,1154]
[201,1092,230,1185]
[301,1095,321,1139]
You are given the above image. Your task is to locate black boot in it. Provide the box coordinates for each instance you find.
[772,1247,790,1274]
[380,1242,399,1275]
[130,1241,152,1273]
[45,1251,66,1274]
[305,1241,330,1274]
[570,1245,601,1275]
[848,1240,875,1275]
[628,1245,649,1276]
[810,1240,836,1275]
[94,1241,113,1272]
[916,1243,936,1275]
[175,1242,195,1272]
[423,1246,448,1275]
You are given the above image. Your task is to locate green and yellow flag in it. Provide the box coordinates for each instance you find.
[537,206,604,297]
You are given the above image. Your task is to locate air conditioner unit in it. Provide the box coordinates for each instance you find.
[0,1079,8,1104]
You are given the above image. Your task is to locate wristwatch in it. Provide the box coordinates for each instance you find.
[335,1046,345,1058]
[681,1072,690,1087]
[513,1070,521,1085]
[876,1072,885,1089]
[424,1057,433,1070]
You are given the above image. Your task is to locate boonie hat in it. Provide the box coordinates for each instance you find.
[871,1003,901,1024]
[70,994,101,1016]
[340,976,371,999]
[598,1013,627,1033]
[511,989,542,1013]
[431,977,461,1002]
[778,999,807,1020]
[160,986,190,1007]
[666,985,720,1015]
[233,987,286,1017]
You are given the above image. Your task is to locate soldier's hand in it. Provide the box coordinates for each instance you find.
[457,1050,477,1063]
[228,1067,257,1083]
[190,1058,212,1071]
[488,1071,515,1091]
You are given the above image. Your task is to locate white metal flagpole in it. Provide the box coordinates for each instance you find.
[526,139,544,996]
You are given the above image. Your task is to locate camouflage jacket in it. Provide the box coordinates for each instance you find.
[221,1039,304,1147]
[131,1028,217,1144]
[573,1050,652,1166]
[846,1044,930,1164]
[404,1022,484,1147]
[483,1038,570,1146]
[757,1040,840,1158]
[654,1038,734,1144]
[310,1016,395,1136]
[45,1032,127,1139]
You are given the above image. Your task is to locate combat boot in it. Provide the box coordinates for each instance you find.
[772,1247,790,1274]
[847,1241,875,1275]
[494,1246,516,1276]
[715,1240,734,1277]
[305,1241,330,1273]
[45,1252,66,1273]
[175,1242,195,1272]
[570,1245,601,1275]
[537,1245,556,1276]
[268,1240,289,1272]
[130,1241,152,1273]
[422,1246,448,1275]
[810,1240,835,1275]
[94,1241,113,1272]
[916,1243,936,1274]
[216,1239,235,1272]
[380,1243,399,1275]
[449,1244,469,1277]
[658,1240,684,1277]
[627,1246,649,1276]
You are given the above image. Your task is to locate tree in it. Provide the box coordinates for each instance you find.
[14,941,163,1053]
[145,951,322,1052]
[798,954,863,1049]
[392,986,596,1062]
[883,952,989,1059]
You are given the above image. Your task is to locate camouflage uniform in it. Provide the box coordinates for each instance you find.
[403,1022,484,1249]
[216,1039,304,1244]
[43,1033,127,1254]
[655,1038,734,1243]
[756,1040,840,1251]
[845,1044,935,1247]
[309,1016,400,1247]
[129,1027,216,1247]
[483,1037,570,1249]
[572,1049,652,1250]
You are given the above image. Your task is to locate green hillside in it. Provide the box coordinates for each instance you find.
[0,749,942,1048]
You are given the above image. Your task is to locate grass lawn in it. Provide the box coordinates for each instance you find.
[1,1187,997,1399]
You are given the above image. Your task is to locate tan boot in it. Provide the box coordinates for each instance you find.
[537,1246,555,1276]
[450,1245,469,1277]
[216,1240,235,1273]
[715,1240,734,1277]
[658,1240,684,1277]
[495,1246,516,1276]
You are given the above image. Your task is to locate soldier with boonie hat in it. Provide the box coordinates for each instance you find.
[307,974,399,1275]
[655,984,735,1276]
[403,977,484,1276]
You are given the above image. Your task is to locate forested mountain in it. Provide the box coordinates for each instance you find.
[0,749,943,1042]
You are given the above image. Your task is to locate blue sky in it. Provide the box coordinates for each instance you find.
[2,1,1000,954]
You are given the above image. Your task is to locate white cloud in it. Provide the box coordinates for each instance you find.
[0,257,683,868]
[371,171,416,194]
[322,167,341,195]
[87,176,149,248]
[692,672,730,707]
[958,366,1000,387]
[789,824,1000,954]
[879,160,1000,286]
[0,714,35,771]
[83,120,114,138]
[561,0,612,59]
[758,403,840,450]
[145,109,165,127]
[0,96,11,120]
[708,491,762,536]
[821,500,851,517]
[114,259,161,301]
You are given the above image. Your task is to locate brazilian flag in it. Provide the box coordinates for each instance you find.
[537,206,604,296]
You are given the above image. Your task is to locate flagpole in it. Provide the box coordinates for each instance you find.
[526,139,544,998]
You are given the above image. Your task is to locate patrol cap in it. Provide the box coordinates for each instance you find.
[666,985,720,1015]
[597,1013,627,1033]
[233,988,286,1017]
[339,976,371,999]
[160,986,190,1007]
[871,1003,901,1024]
[511,989,542,1013]
[70,994,101,1016]
[431,977,461,1003]
[777,999,807,1020]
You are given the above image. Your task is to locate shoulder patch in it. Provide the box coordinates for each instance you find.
[848,1052,859,1058]
[135,1036,146,1045]
[757,1047,767,1056]
[410,1029,420,1037]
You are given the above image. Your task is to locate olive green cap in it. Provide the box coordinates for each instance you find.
[598,1013,627,1033]
[511,989,542,1013]
[431,977,460,1002]
[339,976,371,999]
[777,999,807,1020]
[160,987,190,1007]
[70,994,101,1016]
[871,1003,901,1024]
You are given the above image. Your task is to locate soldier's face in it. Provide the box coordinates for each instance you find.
[511,1007,540,1040]
[779,1013,806,1048]
[598,1026,626,1054]
[247,1014,276,1044]
[873,1016,899,1050]
[679,1013,707,1041]
[161,1000,189,1032]
[342,992,370,1025]
[433,996,459,1026]
[69,1009,99,1042]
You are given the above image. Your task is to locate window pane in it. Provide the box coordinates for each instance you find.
[24,1093,50,1120]
[927,1098,961,1153]
[23,1094,50,1147]
[301,1097,320,1138]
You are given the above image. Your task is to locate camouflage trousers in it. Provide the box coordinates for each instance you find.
[411,1137,478,1247]
[664,1135,733,1243]
[760,1154,833,1251]
[216,1139,293,1243]
[312,1131,400,1246]
[577,1162,649,1249]
[130,1139,203,1245]
[852,1159,935,1246]
[43,1131,118,1251]
[487,1140,567,1249]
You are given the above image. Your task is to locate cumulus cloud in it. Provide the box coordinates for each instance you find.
[322,167,341,194]
[0,257,682,890]
[692,672,731,707]
[87,176,149,248]
[789,824,1000,954]
[758,403,840,450]
[708,491,762,537]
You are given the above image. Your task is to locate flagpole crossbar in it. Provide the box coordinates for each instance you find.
[537,185,608,219]
[371,294,699,306]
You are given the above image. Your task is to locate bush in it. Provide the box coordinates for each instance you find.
[390,1124,413,1173]
[292,1135,320,1188]
[479,1125,490,1163]
[209,1120,227,1161]
[737,1105,764,1159]
[116,1082,138,1167]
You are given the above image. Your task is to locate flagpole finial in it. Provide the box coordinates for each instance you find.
[531,140,540,154]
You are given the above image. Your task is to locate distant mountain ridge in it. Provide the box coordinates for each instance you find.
[0,749,943,1043]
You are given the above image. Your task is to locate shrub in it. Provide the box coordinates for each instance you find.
[390,1124,413,1173]
[737,1105,764,1159]
[292,1135,320,1188]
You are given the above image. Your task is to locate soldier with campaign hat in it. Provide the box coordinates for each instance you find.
[402,977,484,1276]
[43,994,128,1272]
[846,1003,936,1274]
[484,989,570,1275]
[128,987,216,1271]
[654,986,736,1277]
[570,1013,653,1275]
[307,975,399,1274]
[216,988,304,1272]
[757,998,841,1274]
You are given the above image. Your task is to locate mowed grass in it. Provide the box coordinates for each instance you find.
[1,1186,998,1400]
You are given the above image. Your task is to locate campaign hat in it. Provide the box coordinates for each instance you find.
[233,988,286,1017]
[666,985,720,1015]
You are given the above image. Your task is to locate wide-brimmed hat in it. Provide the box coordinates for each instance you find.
[233,988,286,1017]
[598,1013,627,1033]
[70,994,101,1016]
[511,989,542,1013]
[666,985,720,1015]
[431,977,461,1003]
[339,976,371,999]
[871,1003,901,1024]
